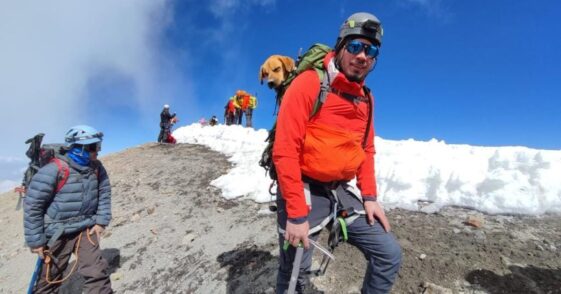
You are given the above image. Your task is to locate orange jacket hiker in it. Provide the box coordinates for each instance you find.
[227,99,236,114]
[235,94,250,111]
[272,52,376,219]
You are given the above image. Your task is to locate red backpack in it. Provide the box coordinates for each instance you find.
[166,133,177,144]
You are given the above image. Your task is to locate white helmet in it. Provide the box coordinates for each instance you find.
[163,104,170,109]
[64,125,103,147]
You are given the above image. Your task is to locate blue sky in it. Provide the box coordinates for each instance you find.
[160,0,561,151]
[1,0,560,185]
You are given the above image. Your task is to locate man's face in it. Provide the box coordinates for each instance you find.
[336,38,377,82]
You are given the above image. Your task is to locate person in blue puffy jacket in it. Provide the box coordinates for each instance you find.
[24,125,113,294]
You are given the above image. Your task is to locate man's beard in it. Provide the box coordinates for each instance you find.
[345,63,368,82]
[334,55,368,82]
[347,73,364,83]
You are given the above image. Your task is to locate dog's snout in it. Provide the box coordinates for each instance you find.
[267,81,275,89]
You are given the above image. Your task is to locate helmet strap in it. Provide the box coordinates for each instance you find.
[334,54,343,72]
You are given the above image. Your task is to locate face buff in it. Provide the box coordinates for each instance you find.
[68,146,91,166]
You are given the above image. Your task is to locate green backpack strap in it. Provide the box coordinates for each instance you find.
[311,69,330,117]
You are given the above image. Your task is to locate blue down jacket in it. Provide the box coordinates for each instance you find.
[23,155,111,248]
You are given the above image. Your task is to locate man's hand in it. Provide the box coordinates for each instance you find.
[364,201,391,232]
[31,246,45,259]
[89,224,105,240]
[285,221,310,249]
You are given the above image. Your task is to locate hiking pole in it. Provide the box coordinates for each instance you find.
[27,256,42,294]
[286,243,304,294]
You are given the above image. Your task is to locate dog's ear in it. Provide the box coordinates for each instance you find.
[258,64,266,85]
[280,56,296,73]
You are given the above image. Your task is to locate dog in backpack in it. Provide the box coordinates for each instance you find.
[259,55,296,91]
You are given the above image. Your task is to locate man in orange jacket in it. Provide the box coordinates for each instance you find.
[224,98,237,125]
[273,12,401,293]
[235,91,249,125]
[245,94,257,128]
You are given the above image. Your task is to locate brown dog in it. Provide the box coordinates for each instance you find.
[259,55,296,90]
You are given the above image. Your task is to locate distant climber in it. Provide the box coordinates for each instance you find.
[158,104,176,143]
[209,115,219,126]
[233,90,248,125]
[231,90,256,127]
[199,117,208,126]
[245,94,257,128]
[224,97,237,126]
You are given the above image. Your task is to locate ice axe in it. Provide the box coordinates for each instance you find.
[284,241,304,294]
[283,239,335,293]
[14,186,26,211]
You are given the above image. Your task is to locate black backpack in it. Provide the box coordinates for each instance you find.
[20,133,69,193]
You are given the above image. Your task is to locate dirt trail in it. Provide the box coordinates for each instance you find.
[1,143,560,293]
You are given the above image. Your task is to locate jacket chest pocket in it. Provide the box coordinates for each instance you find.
[79,173,98,213]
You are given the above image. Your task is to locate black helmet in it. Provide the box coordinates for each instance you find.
[335,12,383,52]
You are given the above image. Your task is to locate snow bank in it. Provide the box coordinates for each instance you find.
[175,124,561,215]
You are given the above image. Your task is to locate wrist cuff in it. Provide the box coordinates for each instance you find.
[287,216,308,224]
[363,195,377,202]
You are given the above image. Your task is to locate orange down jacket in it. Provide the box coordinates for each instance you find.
[272,52,376,219]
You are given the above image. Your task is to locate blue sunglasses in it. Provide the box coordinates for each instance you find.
[81,142,101,152]
[345,40,380,58]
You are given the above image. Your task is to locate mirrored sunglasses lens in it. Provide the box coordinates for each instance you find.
[366,46,379,58]
[346,41,363,54]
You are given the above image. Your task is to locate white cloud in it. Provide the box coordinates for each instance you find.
[0,156,25,164]
[0,0,277,183]
[0,0,184,180]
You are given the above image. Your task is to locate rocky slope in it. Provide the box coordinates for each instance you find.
[1,143,560,293]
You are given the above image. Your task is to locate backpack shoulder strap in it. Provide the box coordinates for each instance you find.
[362,86,373,148]
[51,158,70,193]
[311,69,330,117]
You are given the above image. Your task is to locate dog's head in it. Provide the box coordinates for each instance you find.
[259,55,296,90]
